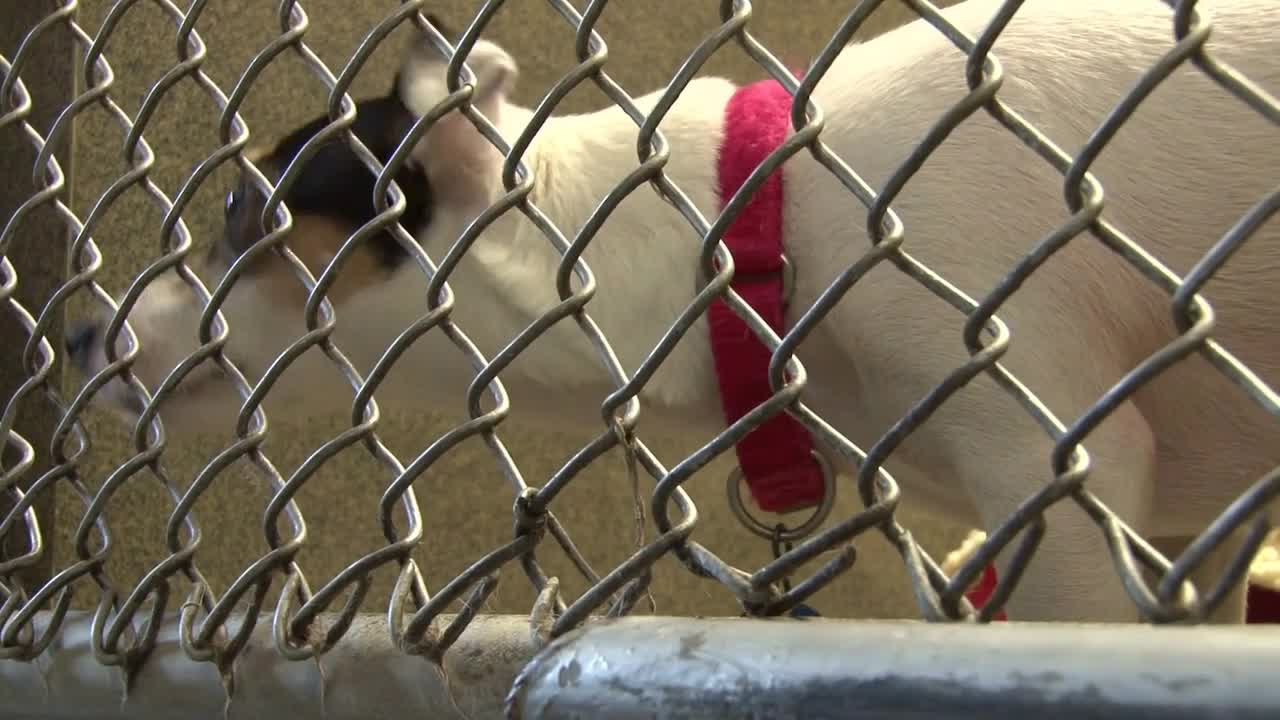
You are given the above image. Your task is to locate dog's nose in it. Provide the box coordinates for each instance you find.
[65,322,98,362]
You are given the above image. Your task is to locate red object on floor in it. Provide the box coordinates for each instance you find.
[969,563,1280,623]
[965,565,1008,621]
[1248,585,1280,623]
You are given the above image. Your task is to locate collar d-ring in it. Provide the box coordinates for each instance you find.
[726,448,835,542]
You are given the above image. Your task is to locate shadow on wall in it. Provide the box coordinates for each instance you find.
[56,0,969,620]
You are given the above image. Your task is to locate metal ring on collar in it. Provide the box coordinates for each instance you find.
[726,449,836,542]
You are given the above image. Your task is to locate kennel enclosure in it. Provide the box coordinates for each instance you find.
[3,0,1280,718]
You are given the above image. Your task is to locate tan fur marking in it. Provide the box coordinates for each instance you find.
[242,145,272,165]
[249,215,389,307]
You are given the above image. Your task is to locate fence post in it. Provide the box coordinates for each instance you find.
[0,2,76,587]
[508,616,1280,719]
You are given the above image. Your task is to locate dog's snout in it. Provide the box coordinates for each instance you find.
[65,322,98,364]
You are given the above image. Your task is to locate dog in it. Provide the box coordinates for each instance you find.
[65,0,1279,623]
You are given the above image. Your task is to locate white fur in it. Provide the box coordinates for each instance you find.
[75,0,1280,622]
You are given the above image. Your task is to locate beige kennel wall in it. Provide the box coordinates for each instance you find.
[57,0,970,620]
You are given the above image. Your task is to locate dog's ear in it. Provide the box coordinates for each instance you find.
[396,32,517,209]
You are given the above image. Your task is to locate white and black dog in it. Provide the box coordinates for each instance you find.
[66,0,1279,623]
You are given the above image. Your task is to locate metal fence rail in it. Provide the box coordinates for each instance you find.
[1,0,1279,717]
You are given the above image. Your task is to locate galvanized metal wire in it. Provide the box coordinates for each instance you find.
[1,0,1278,700]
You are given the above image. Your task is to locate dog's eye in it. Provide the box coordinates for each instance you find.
[224,189,238,215]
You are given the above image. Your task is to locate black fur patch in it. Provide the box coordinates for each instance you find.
[270,93,431,269]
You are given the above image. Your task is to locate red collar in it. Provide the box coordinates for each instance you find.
[708,79,825,514]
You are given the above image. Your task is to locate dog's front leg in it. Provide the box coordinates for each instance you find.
[964,398,1159,623]
[1148,531,1251,624]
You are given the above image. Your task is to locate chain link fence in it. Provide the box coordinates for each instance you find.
[2,0,1278,717]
